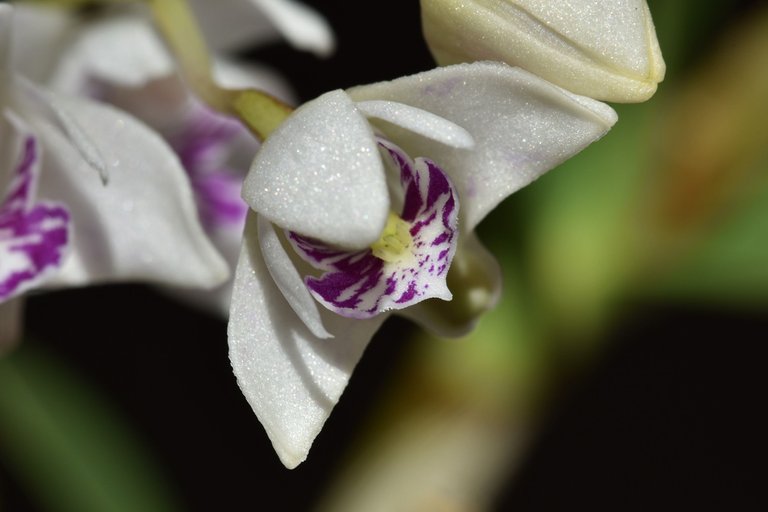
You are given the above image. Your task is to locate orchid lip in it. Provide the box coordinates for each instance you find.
[1,135,70,302]
[286,137,459,319]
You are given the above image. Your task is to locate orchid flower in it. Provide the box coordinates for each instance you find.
[421,0,666,102]
[0,4,230,350]
[11,2,305,314]
[228,61,618,468]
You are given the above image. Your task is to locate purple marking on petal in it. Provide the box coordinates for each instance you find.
[169,108,249,230]
[1,137,71,301]
[191,170,249,228]
[285,139,460,319]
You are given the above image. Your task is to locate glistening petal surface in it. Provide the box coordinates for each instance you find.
[243,90,389,249]
[257,215,331,339]
[421,0,665,102]
[349,62,617,232]
[228,213,385,468]
[357,100,474,149]
[27,93,228,289]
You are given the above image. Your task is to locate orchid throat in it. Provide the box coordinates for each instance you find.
[288,139,459,320]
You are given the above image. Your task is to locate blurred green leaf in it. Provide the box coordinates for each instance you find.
[656,156,768,304]
[514,104,655,346]
[642,5,768,305]
[0,343,180,512]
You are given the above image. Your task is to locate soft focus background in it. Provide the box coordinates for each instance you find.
[1,0,766,510]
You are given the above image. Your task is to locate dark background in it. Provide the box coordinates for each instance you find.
[3,0,766,510]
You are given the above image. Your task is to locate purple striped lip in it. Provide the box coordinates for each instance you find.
[286,138,459,319]
[1,136,71,301]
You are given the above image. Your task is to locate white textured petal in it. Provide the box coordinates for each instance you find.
[189,0,334,57]
[10,4,75,84]
[421,0,665,102]
[21,81,109,183]
[243,90,389,249]
[349,62,617,231]
[258,215,332,339]
[47,14,174,93]
[248,0,335,57]
[0,298,23,355]
[25,94,228,289]
[228,213,385,468]
[357,100,474,149]
[190,0,279,51]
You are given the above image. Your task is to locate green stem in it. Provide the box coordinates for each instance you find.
[146,0,292,140]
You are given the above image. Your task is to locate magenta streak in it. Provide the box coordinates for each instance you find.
[1,137,71,300]
[170,109,248,229]
[287,138,459,319]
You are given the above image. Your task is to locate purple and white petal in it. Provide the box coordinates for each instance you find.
[170,107,249,230]
[1,136,70,301]
[400,232,502,338]
[289,141,459,319]
[26,93,229,289]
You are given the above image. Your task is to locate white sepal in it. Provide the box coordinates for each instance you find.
[229,214,385,468]
[243,90,389,250]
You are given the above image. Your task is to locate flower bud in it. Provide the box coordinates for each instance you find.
[421,0,665,102]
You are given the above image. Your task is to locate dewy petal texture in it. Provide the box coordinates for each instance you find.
[26,94,228,289]
[421,0,665,102]
[229,213,385,469]
[349,62,618,232]
[258,215,332,339]
[356,100,474,149]
[242,90,389,250]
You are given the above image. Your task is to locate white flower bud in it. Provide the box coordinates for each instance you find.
[421,0,666,102]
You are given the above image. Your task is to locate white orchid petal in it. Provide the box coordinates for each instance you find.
[189,0,279,51]
[349,62,617,231]
[0,298,23,355]
[243,90,389,249]
[357,100,474,149]
[248,0,335,57]
[229,213,384,468]
[257,215,332,339]
[48,14,174,93]
[10,4,75,84]
[421,0,665,102]
[25,93,228,289]
[21,81,109,183]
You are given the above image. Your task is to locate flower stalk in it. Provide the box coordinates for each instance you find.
[146,0,292,140]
